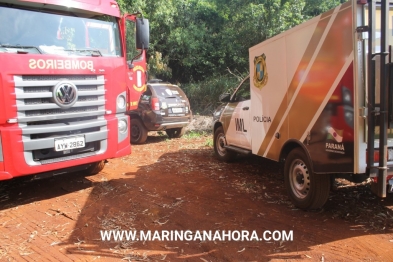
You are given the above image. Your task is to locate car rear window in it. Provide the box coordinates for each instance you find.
[151,85,187,100]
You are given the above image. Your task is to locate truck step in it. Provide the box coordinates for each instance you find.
[224,145,252,155]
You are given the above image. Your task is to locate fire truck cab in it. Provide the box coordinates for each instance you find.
[0,0,149,180]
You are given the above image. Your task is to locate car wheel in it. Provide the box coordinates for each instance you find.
[131,118,148,144]
[86,160,105,176]
[166,127,185,138]
[284,148,330,210]
[213,126,236,162]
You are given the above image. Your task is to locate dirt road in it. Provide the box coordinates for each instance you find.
[1,132,393,261]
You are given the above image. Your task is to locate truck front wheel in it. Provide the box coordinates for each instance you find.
[284,148,330,210]
[214,126,236,162]
[131,118,148,144]
[86,160,105,176]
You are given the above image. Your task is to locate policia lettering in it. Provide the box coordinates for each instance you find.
[253,116,272,123]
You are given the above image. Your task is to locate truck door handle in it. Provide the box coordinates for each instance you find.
[243,107,249,110]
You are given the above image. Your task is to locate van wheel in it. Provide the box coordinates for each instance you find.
[284,148,330,210]
[131,118,148,144]
[86,160,105,176]
[214,126,236,162]
[166,127,185,138]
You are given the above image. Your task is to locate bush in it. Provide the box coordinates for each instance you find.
[181,74,244,115]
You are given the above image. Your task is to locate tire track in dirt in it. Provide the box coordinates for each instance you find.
[0,133,392,261]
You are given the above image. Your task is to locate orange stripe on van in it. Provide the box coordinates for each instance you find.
[258,4,353,160]
[256,11,332,157]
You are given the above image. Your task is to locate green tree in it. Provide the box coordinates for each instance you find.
[303,0,347,17]
[116,0,347,113]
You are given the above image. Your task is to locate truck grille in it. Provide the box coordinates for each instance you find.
[14,75,108,165]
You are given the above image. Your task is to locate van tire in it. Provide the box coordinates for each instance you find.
[214,126,236,162]
[284,148,330,210]
[86,160,105,176]
[131,118,148,144]
[166,127,185,138]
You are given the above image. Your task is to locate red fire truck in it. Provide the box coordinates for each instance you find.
[0,0,149,180]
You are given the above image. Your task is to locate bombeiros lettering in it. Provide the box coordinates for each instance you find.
[29,59,94,70]
[253,116,272,123]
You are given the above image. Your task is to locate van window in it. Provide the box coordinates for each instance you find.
[232,77,250,102]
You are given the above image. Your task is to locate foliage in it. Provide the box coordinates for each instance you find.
[148,51,172,79]
[181,73,244,115]
[118,0,347,113]
[183,130,209,140]
[303,0,347,18]
[205,137,214,147]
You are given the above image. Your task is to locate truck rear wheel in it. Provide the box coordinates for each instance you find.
[166,127,185,138]
[131,118,148,144]
[86,160,105,176]
[214,126,236,162]
[284,148,330,210]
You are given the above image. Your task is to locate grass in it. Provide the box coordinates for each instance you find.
[180,130,214,148]
[183,130,212,140]
[183,130,205,139]
[205,137,213,147]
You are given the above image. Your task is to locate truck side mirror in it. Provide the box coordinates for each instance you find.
[219,93,231,103]
[127,61,134,69]
[136,18,149,50]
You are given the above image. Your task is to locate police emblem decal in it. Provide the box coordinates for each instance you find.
[253,53,268,89]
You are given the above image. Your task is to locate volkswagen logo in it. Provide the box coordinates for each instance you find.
[53,81,78,109]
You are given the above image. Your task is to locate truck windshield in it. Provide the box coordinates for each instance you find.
[0,6,121,57]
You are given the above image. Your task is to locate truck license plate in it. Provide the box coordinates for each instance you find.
[55,135,85,152]
[171,107,183,113]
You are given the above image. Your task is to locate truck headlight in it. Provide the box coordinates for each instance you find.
[118,119,128,133]
[117,95,126,109]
